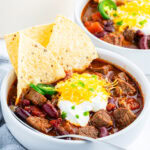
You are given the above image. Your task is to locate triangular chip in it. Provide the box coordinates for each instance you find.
[17,33,65,100]
[4,24,54,73]
[47,15,98,71]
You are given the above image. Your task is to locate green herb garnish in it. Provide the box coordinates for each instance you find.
[132,12,137,16]
[116,20,123,26]
[91,75,97,79]
[61,111,67,119]
[89,88,94,92]
[78,81,85,87]
[139,19,147,26]
[71,84,76,88]
[113,13,118,17]
[75,114,79,119]
[83,111,89,116]
[71,105,75,110]
[30,83,45,95]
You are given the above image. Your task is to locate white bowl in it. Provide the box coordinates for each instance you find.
[74,0,150,75]
[1,48,150,150]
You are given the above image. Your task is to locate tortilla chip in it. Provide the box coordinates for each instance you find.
[4,24,54,74]
[47,15,98,72]
[17,33,65,100]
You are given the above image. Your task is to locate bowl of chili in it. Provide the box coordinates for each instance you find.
[74,0,150,74]
[1,48,150,150]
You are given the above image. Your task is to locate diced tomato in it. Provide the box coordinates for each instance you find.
[106,103,116,111]
[126,98,140,110]
[85,21,103,34]
[92,12,102,21]
[24,106,46,117]
[50,118,62,128]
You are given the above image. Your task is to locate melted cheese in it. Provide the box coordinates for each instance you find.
[56,73,110,105]
[110,0,150,32]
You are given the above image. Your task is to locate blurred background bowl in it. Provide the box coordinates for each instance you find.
[74,0,150,75]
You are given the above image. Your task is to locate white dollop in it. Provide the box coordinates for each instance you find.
[58,92,108,126]
[134,19,150,35]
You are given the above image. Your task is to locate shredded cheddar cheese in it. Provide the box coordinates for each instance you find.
[56,73,112,105]
[109,0,150,32]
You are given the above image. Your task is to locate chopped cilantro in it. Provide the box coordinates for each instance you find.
[91,75,97,79]
[61,111,67,119]
[113,13,118,17]
[132,12,137,16]
[71,105,75,110]
[116,20,123,26]
[71,84,76,88]
[75,114,79,119]
[78,81,85,87]
[139,19,147,26]
[83,111,89,116]
[89,88,94,92]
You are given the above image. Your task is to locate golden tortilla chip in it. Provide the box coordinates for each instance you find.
[17,33,65,101]
[47,15,98,72]
[4,24,54,73]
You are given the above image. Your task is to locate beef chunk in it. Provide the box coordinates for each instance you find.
[90,65,113,75]
[123,28,135,43]
[101,33,124,46]
[79,126,98,139]
[117,72,129,82]
[116,79,136,96]
[26,116,51,133]
[113,108,136,128]
[91,110,113,128]
[25,89,47,106]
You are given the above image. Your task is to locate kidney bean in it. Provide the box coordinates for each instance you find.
[15,107,30,120]
[104,26,114,32]
[94,31,107,38]
[136,30,144,38]
[24,106,46,118]
[138,35,149,49]
[99,127,109,137]
[103,20,114,26]
[22,99,30,106]
[42,103,59,118]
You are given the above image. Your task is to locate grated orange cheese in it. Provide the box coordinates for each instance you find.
[109,0,150,32]
[56,73,111,105]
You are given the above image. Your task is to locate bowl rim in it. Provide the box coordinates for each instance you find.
[74,0,150,51]
[1,48,150,144]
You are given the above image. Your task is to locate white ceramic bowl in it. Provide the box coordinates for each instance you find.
[1,48,150,150]
[74,0,150,75]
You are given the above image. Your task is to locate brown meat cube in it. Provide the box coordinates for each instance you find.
[90,65,113,75]
[26,116,51,133]
[91,110,113,128]
[123,28,135,42]
[25,89,47,106]
[117,72,129,82]
[101,33,124,46]
[113,108,136,128]
[117,79,136,96]
[79,126,98,139]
